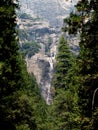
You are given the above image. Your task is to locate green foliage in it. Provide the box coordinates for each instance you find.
[63,13,82,34]
[50,88,80,130]
[1,0,98,130]
[51,34,80,130]
[16,124,30,130]
[53,35,74,89]
[20,41,41,58]
[63,0,91,35]
[0,1,47,130]
[63,0,98,129]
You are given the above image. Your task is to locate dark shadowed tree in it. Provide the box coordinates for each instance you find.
[0,1,42,129]
[63,0,98,129]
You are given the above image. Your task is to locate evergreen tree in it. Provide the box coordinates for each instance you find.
[63,0,98,129]
[50,88,80,130]
[51,35,80,130]
[0,0,21,129]
[0,1,41,129]
[53,35,73,89]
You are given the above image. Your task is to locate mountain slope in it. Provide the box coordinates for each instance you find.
[18,0,79,104]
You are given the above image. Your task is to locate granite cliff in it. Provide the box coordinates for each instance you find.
[18,0,79,104]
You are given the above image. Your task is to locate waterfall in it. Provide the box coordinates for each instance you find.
[40,55,55,105]
[46,56,54,104]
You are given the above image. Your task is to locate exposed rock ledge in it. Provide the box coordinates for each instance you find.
[26,50,56,105]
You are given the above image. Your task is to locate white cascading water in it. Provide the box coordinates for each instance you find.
[46,56,54,104]
[40,55,55,105]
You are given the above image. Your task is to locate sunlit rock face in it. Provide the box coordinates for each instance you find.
[18,0,79,104]
[19,0,78,27]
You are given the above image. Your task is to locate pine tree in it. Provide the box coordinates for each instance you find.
[53,35,73,89]
[63,0,98,129]
[0,1,39,129]
[51,35,80,130]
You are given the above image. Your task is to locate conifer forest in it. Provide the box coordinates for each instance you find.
[0,0,98,130]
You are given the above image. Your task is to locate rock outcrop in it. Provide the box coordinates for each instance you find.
[18,0,79,104]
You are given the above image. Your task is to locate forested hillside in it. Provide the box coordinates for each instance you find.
[0,0,98,130]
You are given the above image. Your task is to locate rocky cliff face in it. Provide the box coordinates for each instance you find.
[19,0,79,27]
[18,0,79,104]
